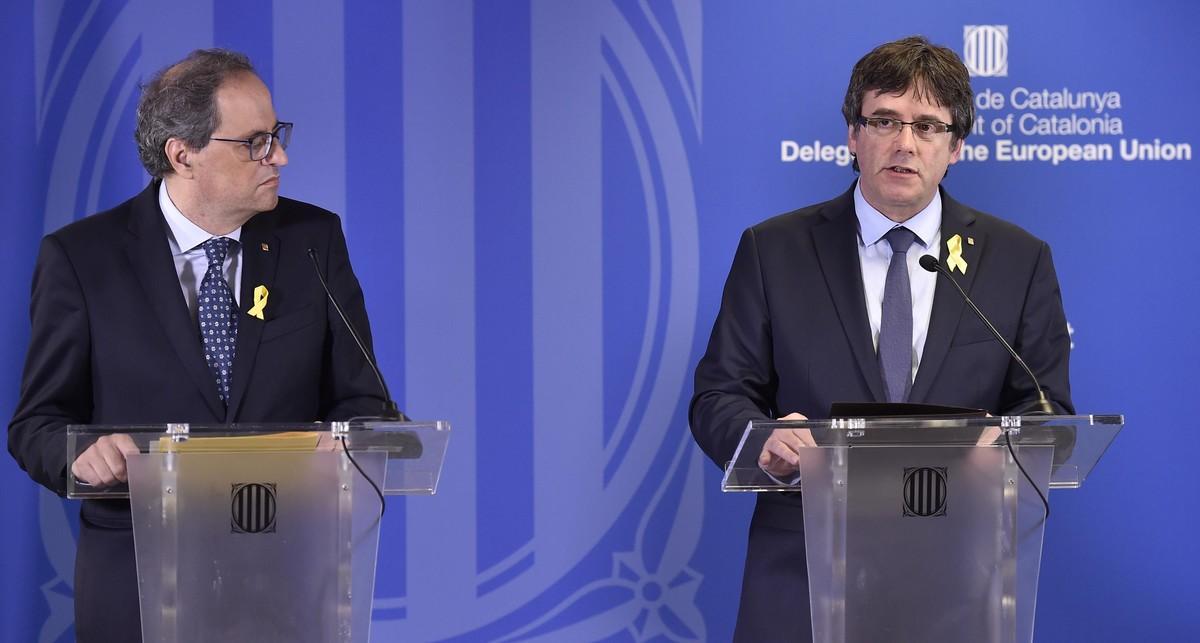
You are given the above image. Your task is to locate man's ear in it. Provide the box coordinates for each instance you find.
[948,137,964,166]
[164,138,195,178]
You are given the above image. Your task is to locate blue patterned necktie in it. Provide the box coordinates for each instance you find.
[198,237,238,403]
[878,226,917,403]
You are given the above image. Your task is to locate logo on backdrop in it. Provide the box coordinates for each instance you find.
[964,25,1009,77]
[781,24,1192,167]
[231,483,278,534]
[29,3,706,639]
[903,467,948,517]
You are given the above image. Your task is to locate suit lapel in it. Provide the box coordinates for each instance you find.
[909,190,984,404]
[226,212,280,421]
[812,188,887,403]
[123,182,226,419]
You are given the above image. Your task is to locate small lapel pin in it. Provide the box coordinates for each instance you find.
[260,242,270,252]
[248,285,269,320]
[967,237,975,246]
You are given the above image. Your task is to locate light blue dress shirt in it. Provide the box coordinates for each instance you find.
[853,181,942,384]
[158,181,244,318]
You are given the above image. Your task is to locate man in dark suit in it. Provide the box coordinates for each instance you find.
[8,49,387,642]
[690,36,1073,642]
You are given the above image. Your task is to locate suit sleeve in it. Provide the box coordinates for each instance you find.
[689,228,776,469]
[317,218,390,421]
[1000,240,1074,415]
[8,236,94,497]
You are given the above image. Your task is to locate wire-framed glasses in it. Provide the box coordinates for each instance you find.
[857,116,952,141]
[210,121,294,161]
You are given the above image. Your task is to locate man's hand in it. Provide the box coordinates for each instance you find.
[975,425,1002,446]
[70,434,140,487]
[757,412,816,478]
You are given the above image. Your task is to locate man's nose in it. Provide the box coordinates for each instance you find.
[893,123,918,151]
[266,141,289,167]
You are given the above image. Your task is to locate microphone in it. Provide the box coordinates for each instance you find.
[307,248,408,421]
[919,254,1054,415]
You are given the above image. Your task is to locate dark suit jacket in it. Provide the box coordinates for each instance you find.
[7,180,387,641]
[689,184,1073,642]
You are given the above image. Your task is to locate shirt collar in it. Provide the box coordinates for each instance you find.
[853,181,941,250]
[158,180,242,254]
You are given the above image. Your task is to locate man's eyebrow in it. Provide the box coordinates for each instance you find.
[912,112,948,122]
[236,122,281,138]
[867,108,947,122]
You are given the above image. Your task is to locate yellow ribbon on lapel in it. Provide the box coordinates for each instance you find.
[946,234,968,274]
[248,285,269,320]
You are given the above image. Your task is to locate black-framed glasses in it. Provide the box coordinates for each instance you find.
[857,116,952,141]
[210,121,293,161]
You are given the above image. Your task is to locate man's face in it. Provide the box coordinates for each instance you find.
[190,72,287,223]
[847,86,962,222]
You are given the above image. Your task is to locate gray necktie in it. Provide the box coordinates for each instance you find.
[878,227,917,403]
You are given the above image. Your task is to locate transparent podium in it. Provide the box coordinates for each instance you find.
[722,414,1123,643]
[67,421,450,643]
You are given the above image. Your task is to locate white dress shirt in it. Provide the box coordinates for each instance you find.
[854,182,942,384]
[158,181,243,318]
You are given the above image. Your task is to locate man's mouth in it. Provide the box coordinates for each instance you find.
[886,165,918,175]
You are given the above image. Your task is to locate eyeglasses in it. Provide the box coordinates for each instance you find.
[210,121,293,161]
[857,116,952,141]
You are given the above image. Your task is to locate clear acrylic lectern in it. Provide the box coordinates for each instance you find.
[67,421,450,643]
[722,414,1122,643]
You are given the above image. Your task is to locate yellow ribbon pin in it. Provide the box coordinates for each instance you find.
[946,234,968,274]
[248,285,269,320]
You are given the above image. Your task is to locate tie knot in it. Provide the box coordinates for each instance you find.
[203,237,235,264]
[883,226,917,255]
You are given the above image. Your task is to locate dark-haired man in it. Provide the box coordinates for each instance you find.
[690,36,1072,641]
[8,49,386,642]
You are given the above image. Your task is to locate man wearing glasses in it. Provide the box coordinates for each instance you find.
[690,36,1072,641]
[9,49,387,642]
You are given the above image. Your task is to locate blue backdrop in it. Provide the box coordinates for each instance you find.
[2,1,1196,641]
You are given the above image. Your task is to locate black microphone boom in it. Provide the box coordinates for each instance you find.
[919,254,1055,415]
[307,248,408,421]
